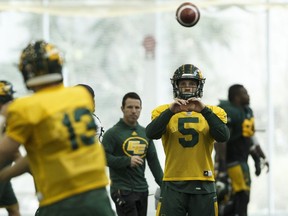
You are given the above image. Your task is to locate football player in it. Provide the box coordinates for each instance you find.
[0,85,105,184]
[146,64,230,216]
[0,40,115,216]
[215,84,269,216]
[75,84,104,141]
[0,80,21,216]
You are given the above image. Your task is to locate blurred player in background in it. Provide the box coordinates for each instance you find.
[102,92,163,216]
[0,80,21,216]
[75,84,104,141]
[0,40,115,216]
[146,64,230,216]
[214,84,269,216]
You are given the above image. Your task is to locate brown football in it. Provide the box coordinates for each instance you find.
[176,2,200,27]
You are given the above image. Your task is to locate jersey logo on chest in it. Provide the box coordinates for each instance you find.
[122,136,148,158]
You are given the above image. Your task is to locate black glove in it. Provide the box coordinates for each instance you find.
[250,151,261,176]
[254,161,261,176]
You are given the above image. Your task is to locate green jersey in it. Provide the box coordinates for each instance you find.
[218,100,255,163]
[102,119,163,193]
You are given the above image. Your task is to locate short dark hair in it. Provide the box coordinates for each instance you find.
[228,84,244,102]
[122,92,142,107]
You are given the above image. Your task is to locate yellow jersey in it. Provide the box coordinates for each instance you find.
[6,84,108,206]
[151,104,227,182]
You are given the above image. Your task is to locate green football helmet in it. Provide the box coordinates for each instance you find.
[0,80,15,104]
[18,40,64,89]
[171,64,205,99]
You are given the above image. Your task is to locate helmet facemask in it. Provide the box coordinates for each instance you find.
[177,78,199,100]
[171,64,205,99]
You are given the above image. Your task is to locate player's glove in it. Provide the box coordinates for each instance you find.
[250,151,261,176]
[254,161,261,176]
[261,158,269,173]
[251,137,269,174]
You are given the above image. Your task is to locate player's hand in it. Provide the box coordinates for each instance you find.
[130,156,143,167]
[255,161,261,176]
[169,98,190,113]
[186,97,205,112]
[262,159,269,173]
[169,98,205,113]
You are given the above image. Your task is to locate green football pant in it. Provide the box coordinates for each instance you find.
[35,187,115,216]
[156,186,218,216]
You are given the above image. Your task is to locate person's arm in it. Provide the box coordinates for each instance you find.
[214,141,227,174]
[0,156,30,181]
[0,135,21,169]
[250,136,269,174]
[201,107,230,142]
[146,109,174,139]
[102,130,139,169]
[250,148,261,176]
[180,97,230,142]
[146,140,163,187]
[146,99,191,139]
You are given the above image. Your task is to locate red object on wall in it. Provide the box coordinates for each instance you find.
[142,35,156,60]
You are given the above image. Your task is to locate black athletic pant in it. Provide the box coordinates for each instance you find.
[233,191,250,216]
[111,190,148,216]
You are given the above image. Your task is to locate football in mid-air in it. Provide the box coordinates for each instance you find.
[176,2,200,27]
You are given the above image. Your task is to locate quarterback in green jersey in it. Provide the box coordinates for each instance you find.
[102,92,163,216]
[146,64,230,216]
[0,41,115,216]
